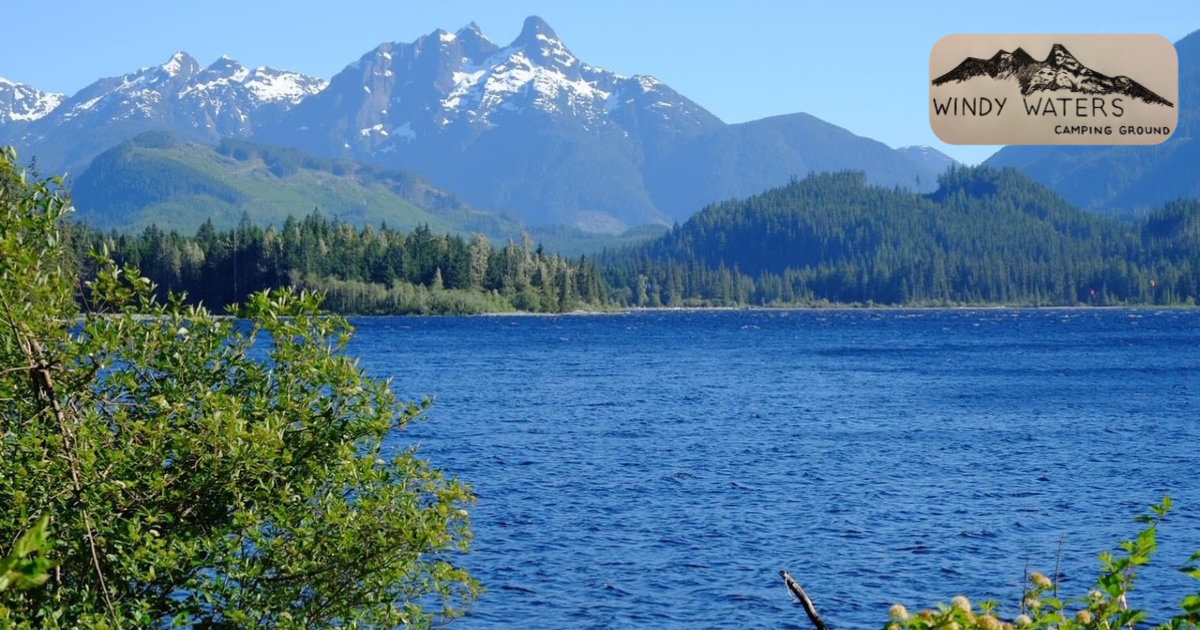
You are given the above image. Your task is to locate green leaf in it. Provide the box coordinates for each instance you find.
[1137,527,1158,553]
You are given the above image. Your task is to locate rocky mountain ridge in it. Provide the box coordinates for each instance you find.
[2,16,944,231]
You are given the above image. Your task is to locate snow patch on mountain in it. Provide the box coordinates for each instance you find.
[182,58,326,105]
[162,52,191,77]
[534,33,577,68]
[0,78,66,123]
[19,50,327,146]
[62,95,104,120]
[636,76,663,92]
[243,69,327,104]
[435,34,616,126]
[326,15,723,167]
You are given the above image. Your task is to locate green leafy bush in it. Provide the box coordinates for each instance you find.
[1,146,478,627]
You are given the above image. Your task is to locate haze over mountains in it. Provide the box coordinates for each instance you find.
[0,16,947,232]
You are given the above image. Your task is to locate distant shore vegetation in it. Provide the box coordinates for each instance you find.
[68,213,612,315]
[64,168,1200,315]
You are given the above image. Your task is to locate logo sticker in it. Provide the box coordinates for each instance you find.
[930,34,1178,145]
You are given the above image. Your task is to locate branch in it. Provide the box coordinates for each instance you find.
[6,305,123,629]
[782,568,830,628]
[781,570,828,630]
[0,363,40,376]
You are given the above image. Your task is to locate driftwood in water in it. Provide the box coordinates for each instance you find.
[781,570,829,630]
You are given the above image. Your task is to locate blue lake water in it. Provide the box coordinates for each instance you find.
[351,309,1200,629]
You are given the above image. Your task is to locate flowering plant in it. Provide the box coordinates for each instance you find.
[885,498,1200,630]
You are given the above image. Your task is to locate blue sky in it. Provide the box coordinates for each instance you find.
[4,0,1198,165]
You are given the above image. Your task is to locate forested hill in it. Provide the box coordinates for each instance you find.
[69,132,519,236]
[602,168,1200,306]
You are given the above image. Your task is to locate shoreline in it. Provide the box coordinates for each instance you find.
[408,303,1197,318]
[83,304,1196,321]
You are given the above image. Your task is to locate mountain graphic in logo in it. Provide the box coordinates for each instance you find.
[932,43,1174,107]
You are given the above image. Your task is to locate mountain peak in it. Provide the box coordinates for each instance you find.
[509,15,578,71]
[162,51,200,77]
[206,55,246,72]
[517,15,558,43]
[0,77,66,123]
[164,51,194,70]
[458,21,482,34]
[452,21,498,60]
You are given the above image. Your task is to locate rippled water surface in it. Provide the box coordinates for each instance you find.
[351,309,1200,629]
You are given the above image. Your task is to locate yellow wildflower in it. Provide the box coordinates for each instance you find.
[980,614,1002,630]
[1030,572,1053,589]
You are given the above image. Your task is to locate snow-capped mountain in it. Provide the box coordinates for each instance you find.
[256,15,736,228]
[9,51,326,175]
[47,51,325,131]
[0,78,64,125]
[266,16,944,229]
[54,52,206,126]
[273,16,718,157]
[178,56,328,134]
[2,16,941,230]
